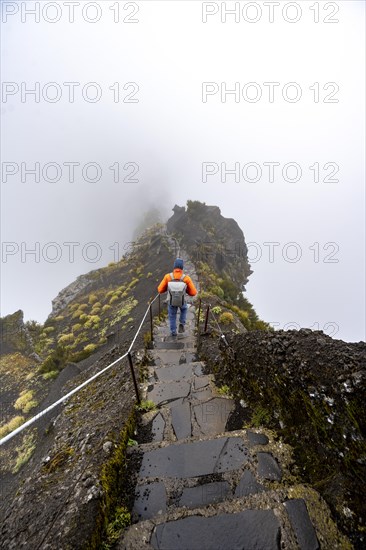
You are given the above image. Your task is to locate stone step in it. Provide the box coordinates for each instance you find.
[123,492,319,550]
[149,510,281,550]
[138,436,250,479]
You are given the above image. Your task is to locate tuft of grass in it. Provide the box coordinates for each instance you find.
[217,384,231,396]
[136,400,156,412]
[42,447,75,473]
[0,416,25,439]
[251,407,271,428]
[12,433,36,473]
[14,390,38,413]
[101,506,131,549]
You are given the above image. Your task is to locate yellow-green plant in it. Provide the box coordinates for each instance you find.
[14,390,38,413]
[219,312,234,325]
[0,416,25,439]
[58,333,74,345]
[83,343,97,354]
[12,433,36,473]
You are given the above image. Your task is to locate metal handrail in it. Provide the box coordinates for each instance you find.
[0,294,160,447]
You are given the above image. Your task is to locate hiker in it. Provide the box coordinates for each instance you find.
[158,258,197,337]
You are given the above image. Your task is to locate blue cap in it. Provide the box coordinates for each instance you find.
[173,258,183,269]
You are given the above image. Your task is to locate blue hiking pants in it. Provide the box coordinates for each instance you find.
[168,303,188,335]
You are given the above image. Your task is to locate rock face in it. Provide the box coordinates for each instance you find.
[199,328,366,548]
[0,310,32,355]
[48,272,95,319]
[167,202,252,290]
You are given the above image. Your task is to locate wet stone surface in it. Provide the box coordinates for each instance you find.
[133,482,167,521]
[150,510,281,550]
[194,364,206,376]
[171,401,191,440]
[193,397,235,436]
[234,469,266,497]
[178,481,231,508]
[247,431,269,446]
[191,386,214,402]
[154,364,193,382]
[147,381,191,405]
[139,437,248,479]
[284,499,319,550]
[257,452,282,481]
[194,375,210,390]
[154,341,185,350]
[151,413,165,442]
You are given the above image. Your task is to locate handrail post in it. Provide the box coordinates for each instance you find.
[127,352,141,405]
[204,304,210,333]
[196,298,202,328]
[149,302,153,343]
[158,294,161,319]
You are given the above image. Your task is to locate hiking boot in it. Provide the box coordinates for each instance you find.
[171,332,177,337]
[178,323,185,333]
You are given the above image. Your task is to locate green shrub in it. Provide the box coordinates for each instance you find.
[109,295,119,305]
[210,286,224,299]
[39,346,69,374]
[72,323,82,332]
[43,326,55,334]
[14,390,37,413]
[79,313,88,321]
[54,315,64,321]
[83,343,97,354]
[58,333,74,345]
[219,312,234,325]
[79,304,89,311]
[72,309,83,319]
[88,294,98,304]
[42,370,59,380]
[102,304,112,313]
[212,306,222,315]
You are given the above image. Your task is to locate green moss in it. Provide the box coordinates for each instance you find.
[91,410,136,549]
[101,506,131,548]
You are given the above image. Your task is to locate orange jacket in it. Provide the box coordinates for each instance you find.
[158,268,197,296]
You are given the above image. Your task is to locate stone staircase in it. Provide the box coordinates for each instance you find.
[118,260,321,550]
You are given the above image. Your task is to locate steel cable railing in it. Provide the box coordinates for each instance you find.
[0,294,161,447]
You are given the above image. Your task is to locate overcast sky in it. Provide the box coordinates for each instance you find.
[1,0,365,342]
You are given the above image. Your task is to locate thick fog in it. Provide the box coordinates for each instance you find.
[1,1,365,342]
